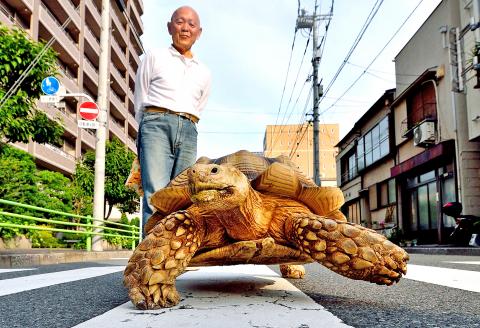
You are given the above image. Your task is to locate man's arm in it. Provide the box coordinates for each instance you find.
[134,51,154,123]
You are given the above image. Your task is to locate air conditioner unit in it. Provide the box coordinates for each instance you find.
[413,121,436,147]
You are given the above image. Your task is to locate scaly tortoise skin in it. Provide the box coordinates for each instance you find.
[124,150,409,309]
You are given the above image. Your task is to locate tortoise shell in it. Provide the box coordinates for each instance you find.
[148,150,346,225]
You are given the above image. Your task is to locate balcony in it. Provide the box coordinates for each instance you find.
[110,63,128,95]
[43,103,78,136]
[42,0,80,31]
[110,91,127,119]
[111,8,127,47]
[111,36,127,71]
[128,2,143,35]
[39,3,79,61]
[57,70,78,93]
[84,25,100,55]
[85,0,101,30]
[127,135,137,153]
[81,129,96,149]
[133,0,143,15]
[1,0,32,29]
[84,57,99,85]
[129,51,140,73]
[34,143,76,175]
[109,117,126,142]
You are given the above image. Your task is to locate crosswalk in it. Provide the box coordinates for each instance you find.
[0,261,479,327]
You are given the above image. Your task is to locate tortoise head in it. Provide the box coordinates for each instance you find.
[188,163,251,209]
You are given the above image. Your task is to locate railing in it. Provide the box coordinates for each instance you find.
[0,199,140,251]
[45,143,76,161]
[40,3,77,48]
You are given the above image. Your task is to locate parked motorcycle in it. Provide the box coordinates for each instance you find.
[441,202,480,247]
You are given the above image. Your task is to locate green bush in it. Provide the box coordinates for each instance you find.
[28,228,65,248]
[103,214,140,249]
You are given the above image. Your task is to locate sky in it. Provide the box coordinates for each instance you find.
[140,0,442,159]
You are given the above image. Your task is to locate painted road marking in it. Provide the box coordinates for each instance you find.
[405,264,480,293]
[0,266,124,296]
[73,264,352,328]
[445,261,480,265]
[0,268,37,274]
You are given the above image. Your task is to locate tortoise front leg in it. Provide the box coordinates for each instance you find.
[286,213,409,285]
[123,210,203,309]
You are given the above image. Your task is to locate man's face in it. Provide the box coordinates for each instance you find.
[168,7,202,55]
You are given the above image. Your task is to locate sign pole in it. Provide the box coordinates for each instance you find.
[92,0,111,251]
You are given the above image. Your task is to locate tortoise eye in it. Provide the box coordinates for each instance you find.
[211,167,218,174]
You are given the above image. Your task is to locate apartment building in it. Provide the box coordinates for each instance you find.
[336,0,480,245]
[0,0,143,175]
[264,123,339,186]
[336,89,395,227]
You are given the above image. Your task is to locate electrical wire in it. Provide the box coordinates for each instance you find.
[317,0,384,107]
[270,35,312,150]
[318,0,424,117]
[0,8,79,111]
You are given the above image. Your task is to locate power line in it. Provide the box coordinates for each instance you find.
[0,7,79,111]
[270,36,312,150]
[272,28,298,133]
[318,0,424,117]
[318,0,384,106]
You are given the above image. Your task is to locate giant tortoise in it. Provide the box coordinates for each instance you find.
[124,150,409,309]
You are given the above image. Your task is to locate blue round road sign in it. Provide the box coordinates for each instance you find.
[41,76,60,95]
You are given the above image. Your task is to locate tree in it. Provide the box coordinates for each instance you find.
[0,145,74,239]
[0,24,63,145]
[72,138,139,219]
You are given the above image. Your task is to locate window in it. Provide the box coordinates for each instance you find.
[379,178,396,207]
[346,200,361,225]
[356,116,390,170]
[407,81,437,128]
[341,151,357,184]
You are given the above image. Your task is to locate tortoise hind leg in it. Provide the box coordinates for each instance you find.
[285,214,409,285]
[123,210,203,309]
[279,264,305,279]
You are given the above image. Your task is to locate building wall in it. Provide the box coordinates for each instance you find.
[0,0,143,175]
[264,124,339,186]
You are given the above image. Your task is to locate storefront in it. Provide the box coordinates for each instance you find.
[391,141,457,244]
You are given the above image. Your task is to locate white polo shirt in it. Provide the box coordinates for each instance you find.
[134,46,212,123]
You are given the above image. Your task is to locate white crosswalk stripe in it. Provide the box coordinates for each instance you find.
[0,266,124,296]
[0,268,37,273]
[73,265,352,328]
[1,262,479,327]
[405,264,480,293]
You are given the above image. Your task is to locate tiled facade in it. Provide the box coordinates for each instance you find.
[0,0,142,175]
[264,124,339,186]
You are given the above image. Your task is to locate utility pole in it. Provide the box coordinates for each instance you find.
[296,6,331,186]
[92,0,111,251]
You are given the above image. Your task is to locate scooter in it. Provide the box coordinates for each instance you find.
[441,202,480,247]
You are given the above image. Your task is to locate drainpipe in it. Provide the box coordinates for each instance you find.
[447,27,463,205]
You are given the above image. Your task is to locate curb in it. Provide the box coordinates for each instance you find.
[403,247,480,256]
[0,250,133,268]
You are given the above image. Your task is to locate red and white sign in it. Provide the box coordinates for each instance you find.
[78,101,99,120]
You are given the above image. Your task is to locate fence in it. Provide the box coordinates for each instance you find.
[0,199,140,250]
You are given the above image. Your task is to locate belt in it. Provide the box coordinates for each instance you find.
[144,106,199,124]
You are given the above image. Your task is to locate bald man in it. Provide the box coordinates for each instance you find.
[134,6,212,236]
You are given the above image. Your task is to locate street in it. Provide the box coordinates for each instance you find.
[0,254,479,328]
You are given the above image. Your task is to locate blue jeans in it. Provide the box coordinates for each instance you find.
[138,111,197,236]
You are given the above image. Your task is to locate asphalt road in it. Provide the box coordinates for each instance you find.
[270,254,480,328]
[0,255,479,327]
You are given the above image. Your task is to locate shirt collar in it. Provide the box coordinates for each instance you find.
[168,45,199,64]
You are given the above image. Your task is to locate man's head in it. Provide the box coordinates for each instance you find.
[168,6,202,58]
